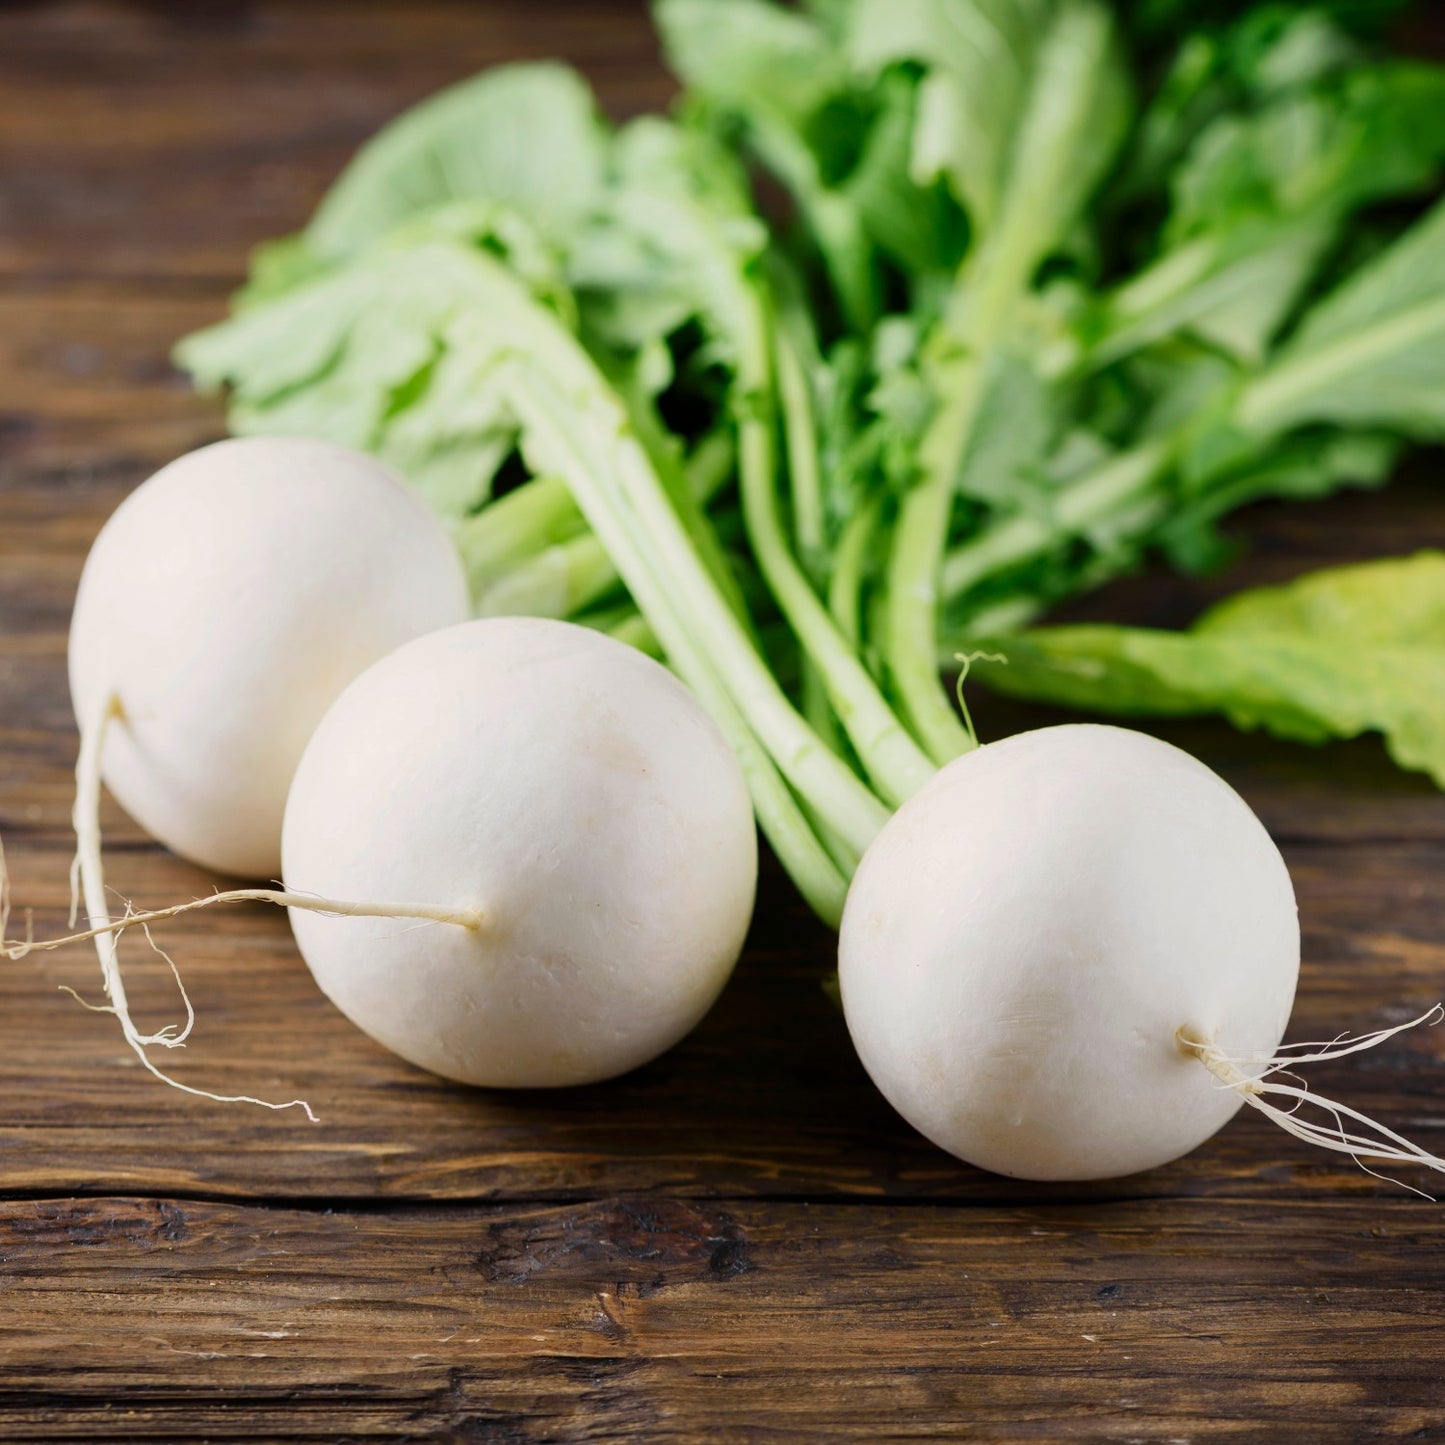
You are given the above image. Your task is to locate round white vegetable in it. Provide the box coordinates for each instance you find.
[69,436,469,878]
[839,724,1300,1181]
[281,615,758,1088]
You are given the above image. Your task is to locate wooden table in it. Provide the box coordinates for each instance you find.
[3,4,1445,1438]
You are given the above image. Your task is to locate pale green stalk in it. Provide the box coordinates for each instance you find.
[882,1,1126,766]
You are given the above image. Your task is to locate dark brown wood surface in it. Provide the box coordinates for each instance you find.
[3,3,1445,1439]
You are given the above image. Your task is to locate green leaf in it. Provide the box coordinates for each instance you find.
[850,0,1133,326]
[976,552,1445,785]
[1090,62,1445,370]
[1113,9,1362,212]
[849,0,1049,229]
[841,73,968,282]
[910,0,1133,354]
[1237,197,1445,439]
[1168,63,1445,241]
[1128,0,1411,49]
[656,0,976,323]
[1157,428,1400,571]
[178,112,771,522]
[656,0,847,130]
[305,63,608,260]
[583,118,768,370]
[952,351,1058,508]
[656,0,885,327]
[568,117,764,364]
[177,229,538,520]
[1091,215,1337,367]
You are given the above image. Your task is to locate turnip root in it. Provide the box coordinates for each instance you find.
[54,435,469,1110]
[282,616,758,1087]
[841,725,1301,1180]
[69,435,470,879]
[841,723,1445,1184]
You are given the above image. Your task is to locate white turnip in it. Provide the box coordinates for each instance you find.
[281,615,758,1087]
[69,435,470,879]
[840,722,1445,1183]
[55,435,469,1108]
[841,724,1303,1180]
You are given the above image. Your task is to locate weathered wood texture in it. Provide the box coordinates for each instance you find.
[6,1195,1445,1442]
[2,2,1445,1439]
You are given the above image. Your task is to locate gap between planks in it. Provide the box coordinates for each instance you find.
[0,1185,1423,1215]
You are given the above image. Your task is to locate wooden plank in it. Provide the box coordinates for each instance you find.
[2,1194,1444,1440]
[0,1,671,285]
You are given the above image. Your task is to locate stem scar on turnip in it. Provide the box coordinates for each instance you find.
[838,723,1445,1188]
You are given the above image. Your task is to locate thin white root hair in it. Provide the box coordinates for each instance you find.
[139,920,195,1046]
[1232,1008,1445,1074]
[70,694,200,1055]
[1178,1009,1445,1195]
[57,984,116,1014]
[67,852,81,930]
[3,886,487,961]
[16,692,483,1124]
[0,834,12,955]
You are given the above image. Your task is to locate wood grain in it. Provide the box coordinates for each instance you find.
[2,2,1445,1439]
[4,1194,1445,1441]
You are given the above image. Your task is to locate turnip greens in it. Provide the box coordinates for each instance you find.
[178,0,1445,925]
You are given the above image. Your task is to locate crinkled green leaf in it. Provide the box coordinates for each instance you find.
[871,0,1128,433]
[977,551,1445,784]
[222,64,609,311]
[852,0,1132,334]
[178,109,771,518]
[1115,11,1361,211]
[1244,9,1359,90]
[657,0,955,326]
[656,0,882,325]
[1169,64,1445,242]
[178,234,534,520]
[1125,0,1409,51]
[841,72,968,282]
[656,0,848,130]
[305,63,608,261]
[1095,216,1336,366]
[581,118,768,373]
[568,119,762,364]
